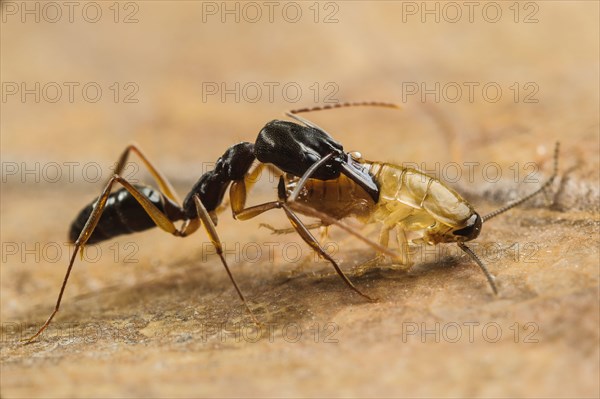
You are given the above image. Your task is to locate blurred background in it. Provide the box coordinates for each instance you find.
[1,1,599,397]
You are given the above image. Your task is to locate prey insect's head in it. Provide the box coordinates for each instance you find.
[422,212,483,245]
[424,212,495,294]
[450,213,483,242]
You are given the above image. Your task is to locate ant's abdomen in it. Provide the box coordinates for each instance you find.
[69,185,183,244]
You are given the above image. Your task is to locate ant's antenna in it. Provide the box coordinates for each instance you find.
[458,242,498,295]
[285,101,401,136]
[287,101,401,116]
[483,142,560,222]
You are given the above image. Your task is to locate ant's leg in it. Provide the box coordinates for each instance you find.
[216,163,282,217]
[209,163,270,219]
[23,175,189,343]
[231,175,380,301]
[191,195,259,324]
[231,154,398,299]
[233,201,282,220]
[114,143,181,204]
[233,199,373,300]
[262,222,331,279]
[279,203,374,301]
[227,162,268,217]
[259,222,323,235]
[244,162,266,193]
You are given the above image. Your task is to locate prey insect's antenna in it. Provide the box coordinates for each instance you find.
[458,243,498,295]
[483,142,560,222]
[457,142,560,296]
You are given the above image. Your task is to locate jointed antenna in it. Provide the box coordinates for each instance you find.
[458,243,498,295]
[483,142,560,222]
[287,101,401,116]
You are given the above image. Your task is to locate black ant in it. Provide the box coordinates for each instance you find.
[24,102,399,342]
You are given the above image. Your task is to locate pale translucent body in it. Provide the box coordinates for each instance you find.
[291,161,477,261]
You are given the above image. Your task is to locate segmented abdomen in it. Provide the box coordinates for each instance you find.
[69,185,183,244]
[290,174,375,221]
[368,162,474,228]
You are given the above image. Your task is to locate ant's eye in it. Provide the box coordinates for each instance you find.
[453,214,482,240]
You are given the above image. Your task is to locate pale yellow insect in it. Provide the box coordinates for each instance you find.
[283,137,559,295]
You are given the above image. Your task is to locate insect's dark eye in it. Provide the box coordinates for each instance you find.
[453,213,482,240]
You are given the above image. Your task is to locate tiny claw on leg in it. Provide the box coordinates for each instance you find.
[360,291,378,302]
[246,306,261,326]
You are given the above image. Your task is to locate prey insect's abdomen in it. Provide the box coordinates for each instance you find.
[372,163,474,224]
[366,162,479,244]
[69,185,183,244]
[291,174,375,221]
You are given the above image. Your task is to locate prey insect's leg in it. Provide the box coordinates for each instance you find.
[380,207,414,266]
[379,226,391,249]
[192,195,259,324]
[114,143,182,204]
[23,175,186,343]
[320,226,330,242]
[351,226,392,275]
[394,227,413,268]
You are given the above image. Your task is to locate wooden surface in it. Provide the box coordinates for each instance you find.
[1,2,599,398]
